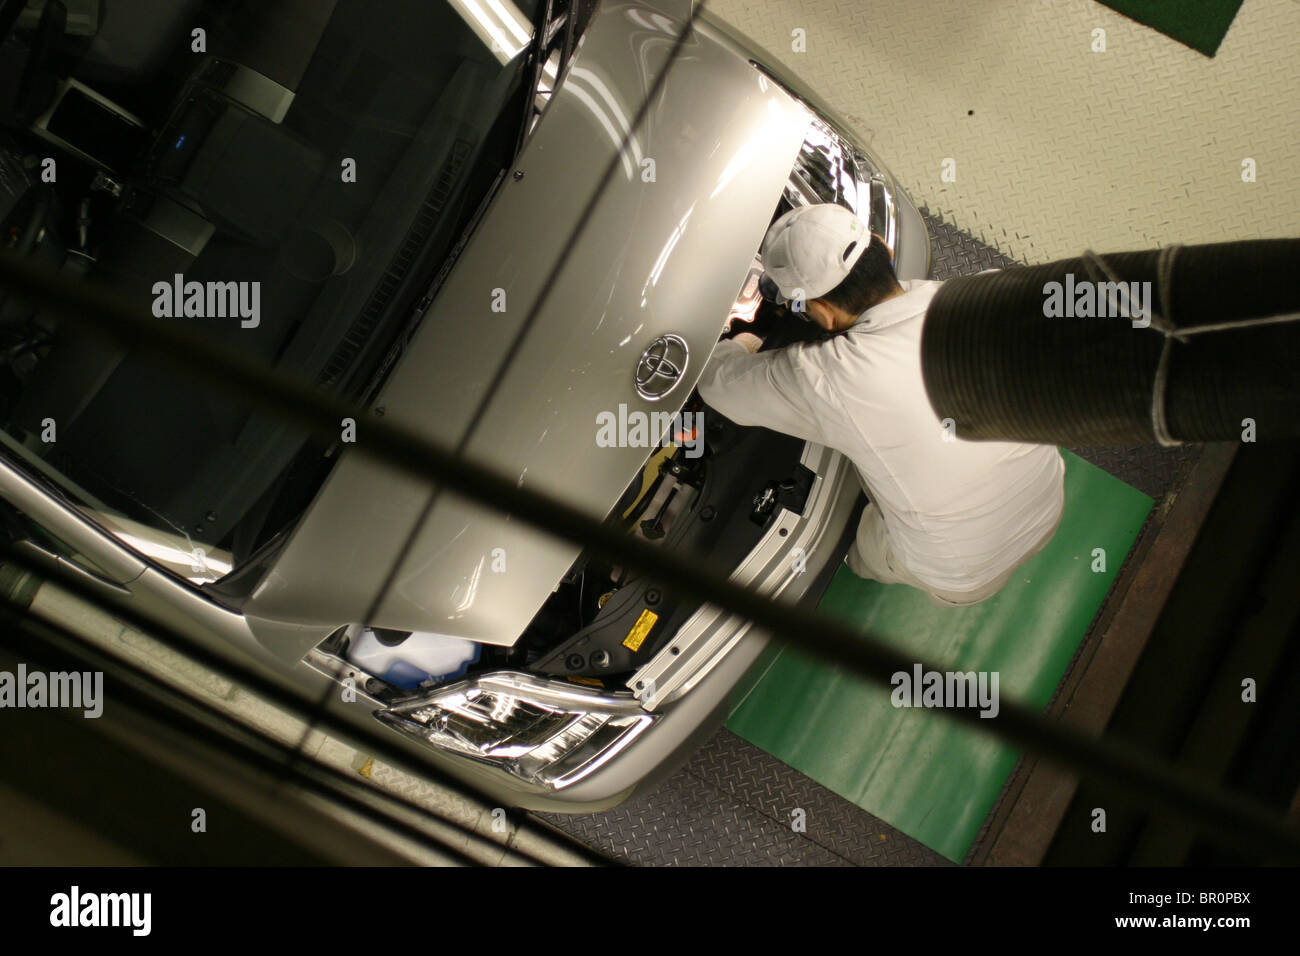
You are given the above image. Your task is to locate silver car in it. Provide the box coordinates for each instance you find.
[0,0,928,810]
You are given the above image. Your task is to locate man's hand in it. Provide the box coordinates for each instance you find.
[724,303,786,352]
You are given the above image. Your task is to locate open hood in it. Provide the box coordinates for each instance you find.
[244,1,812,648]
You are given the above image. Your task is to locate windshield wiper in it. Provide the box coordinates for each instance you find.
[513,0,580,159]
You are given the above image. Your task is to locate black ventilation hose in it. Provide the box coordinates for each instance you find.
[920,238,1300,445]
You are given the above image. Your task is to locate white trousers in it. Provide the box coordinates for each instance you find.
[845,502,1063,608]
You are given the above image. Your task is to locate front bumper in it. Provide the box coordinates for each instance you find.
[492,441,861,811]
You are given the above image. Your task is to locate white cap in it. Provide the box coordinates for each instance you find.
[760,203,869,303]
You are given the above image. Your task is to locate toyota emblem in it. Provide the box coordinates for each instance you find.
[634,334,689,400]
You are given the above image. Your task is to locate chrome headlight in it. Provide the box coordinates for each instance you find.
[785,115,899,266]
[376,672,657,790]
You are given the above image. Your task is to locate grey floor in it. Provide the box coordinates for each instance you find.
[541,728,951,866]
[709,0,1298,264]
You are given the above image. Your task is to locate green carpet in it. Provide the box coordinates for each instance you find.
[1096,0,1243,57]
[726,450,1152,862]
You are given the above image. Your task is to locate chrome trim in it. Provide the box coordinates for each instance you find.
[751,61,901,269]
[0,458,145,585]
[782,114,900,268]
[870,172,899,263]
[391,670,644,715]
[376,671,656,790]
[630,441,852,709]
[12,538,133,599]
[0,454,277,667]
[633,333,690,400]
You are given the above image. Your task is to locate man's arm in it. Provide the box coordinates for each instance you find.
[696,335,830,445]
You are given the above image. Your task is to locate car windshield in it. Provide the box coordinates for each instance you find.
[0,0,550,584]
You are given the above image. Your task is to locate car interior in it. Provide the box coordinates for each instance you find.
[0,0,542,569]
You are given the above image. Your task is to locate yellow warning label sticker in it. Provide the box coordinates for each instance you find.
[567,676,605,688]
[621,608,659,652]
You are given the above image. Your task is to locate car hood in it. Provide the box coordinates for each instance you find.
[244,0,811,649]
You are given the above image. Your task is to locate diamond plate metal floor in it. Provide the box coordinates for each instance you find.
[539,728,951,866]
[535,208,1194,866]
[709,0,1300,264]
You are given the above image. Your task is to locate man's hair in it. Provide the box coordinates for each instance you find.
[818,233,901,315]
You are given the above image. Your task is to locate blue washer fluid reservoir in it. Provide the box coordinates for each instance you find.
[346,627,481,691]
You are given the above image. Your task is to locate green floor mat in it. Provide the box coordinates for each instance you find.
[726,450,1152,862]
[1096,0,1243,57]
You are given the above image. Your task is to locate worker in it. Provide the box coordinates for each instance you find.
[698,203,1065,607]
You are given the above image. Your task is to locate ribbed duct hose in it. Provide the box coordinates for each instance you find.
[920,238,1300,445]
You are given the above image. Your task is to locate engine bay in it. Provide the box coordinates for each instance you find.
[316,395,817,703]
[317,269,831,704]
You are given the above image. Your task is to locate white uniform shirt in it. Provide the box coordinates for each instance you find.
[697,279,1065,593]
